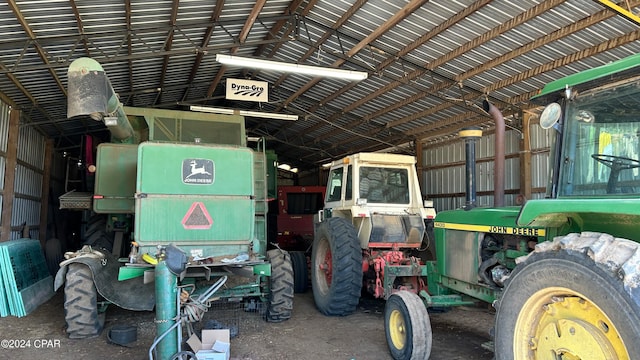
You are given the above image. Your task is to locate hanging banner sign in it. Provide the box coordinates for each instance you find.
[226,78,268,102]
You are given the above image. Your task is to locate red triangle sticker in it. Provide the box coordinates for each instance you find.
[182,202,213,229]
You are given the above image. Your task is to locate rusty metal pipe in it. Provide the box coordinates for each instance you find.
[483,100,505,207]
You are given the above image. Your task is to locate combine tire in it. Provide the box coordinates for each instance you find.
[44,237,63,276]
[384,291,432,360]
[495,232,640,360]
[290,251,308,293]
[311,217,362,316]
[84,215,114,252]
[265,249,294,322]
[64,263,103,339]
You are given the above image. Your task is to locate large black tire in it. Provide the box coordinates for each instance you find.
[384,291,432,360]
[64,263,103,339]
[266,249,294,322]
[84,215,114,252]
[495,232,640,360]
[311,217,362,316]
[290,251,308,293]
[44,237,63,276]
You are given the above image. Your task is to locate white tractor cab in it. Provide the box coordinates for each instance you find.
[312,152,436,316]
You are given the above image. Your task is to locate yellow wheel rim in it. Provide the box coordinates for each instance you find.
[389,308,407,351]
[514,286,629,359]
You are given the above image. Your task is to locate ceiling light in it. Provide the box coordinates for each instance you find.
[215,54,368,81]
[190,105,298,121]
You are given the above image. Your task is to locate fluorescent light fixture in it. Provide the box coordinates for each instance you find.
[277,163,298,173]
[215,54,368,81]
[190,105,298,121]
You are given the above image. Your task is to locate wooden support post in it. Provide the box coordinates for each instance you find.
[39,139,54,247]
[1,109,19,241]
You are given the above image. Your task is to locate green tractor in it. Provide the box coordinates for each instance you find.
[54,58,293,358]
[317,53,640,360]
[399,52,640,359]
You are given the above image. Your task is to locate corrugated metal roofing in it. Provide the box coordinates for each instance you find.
[1,0,640,170]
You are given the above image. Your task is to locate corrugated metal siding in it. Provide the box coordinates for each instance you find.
[423,129,521,212]
[530,123,552,191]
[11,121,46,239]
[0,102,7,229]
[0,102,47,240]
[51,151,68,200]
[10,197,40,240]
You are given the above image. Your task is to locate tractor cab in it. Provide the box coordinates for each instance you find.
[540,75,640,198]
[520,56,640,241]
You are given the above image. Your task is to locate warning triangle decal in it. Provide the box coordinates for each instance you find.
[182,202,213,229]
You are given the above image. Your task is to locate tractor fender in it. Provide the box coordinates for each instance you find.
[54,250,155,311]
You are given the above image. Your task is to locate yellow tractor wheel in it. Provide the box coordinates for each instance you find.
[384,290,432,360]
[495,235,640,360]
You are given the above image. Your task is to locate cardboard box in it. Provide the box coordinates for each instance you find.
[186,329,230,360]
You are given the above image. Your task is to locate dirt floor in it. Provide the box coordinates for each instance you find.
[0,288,495,360]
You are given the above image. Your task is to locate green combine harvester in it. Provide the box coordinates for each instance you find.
[54,57,293,359]
[378,52,640,360]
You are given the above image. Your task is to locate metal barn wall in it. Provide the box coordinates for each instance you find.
[0,101,48,240]
[50,151,68,203]
[423,129,519,212]
[529,123,553,200]
[423,125,551,212]
[0,102,8,233]
[13,124,46,239]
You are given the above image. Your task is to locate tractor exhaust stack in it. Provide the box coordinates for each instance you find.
[459,127,482,210]
[483,100,505,207]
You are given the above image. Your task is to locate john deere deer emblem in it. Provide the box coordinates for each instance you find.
[182,159,214,184]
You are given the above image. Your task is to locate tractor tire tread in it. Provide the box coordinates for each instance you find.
[64,263,102,339]
[266,249,294,322]
[290,251,308,293]
[385,290,432,360]
[312,217,362,316]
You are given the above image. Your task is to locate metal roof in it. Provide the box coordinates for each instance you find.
[2,0,640,171]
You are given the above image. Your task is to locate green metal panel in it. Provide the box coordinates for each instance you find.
[253,151,268,255]
[123,106,246,146]
[254,152,267,214]
[266,150,278,199]
[517,198,640,242]
[135,196,254,245]
[434,207,545,278]
[93,143,138,213]
[434,206,542,233]
[136,142,253,195]
[134,142,256,255]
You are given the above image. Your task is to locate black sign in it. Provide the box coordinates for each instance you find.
[182,159,214,184]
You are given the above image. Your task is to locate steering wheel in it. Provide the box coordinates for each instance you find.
[591,154,640,193]
[591,154,640,170]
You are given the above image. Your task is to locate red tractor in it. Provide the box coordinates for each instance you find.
[275,185,325,293]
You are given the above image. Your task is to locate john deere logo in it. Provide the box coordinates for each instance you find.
[182,159,214,184]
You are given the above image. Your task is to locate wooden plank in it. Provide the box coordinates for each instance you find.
[1,109,19,241]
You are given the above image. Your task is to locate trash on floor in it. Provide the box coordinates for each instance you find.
[186,329,230,360]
